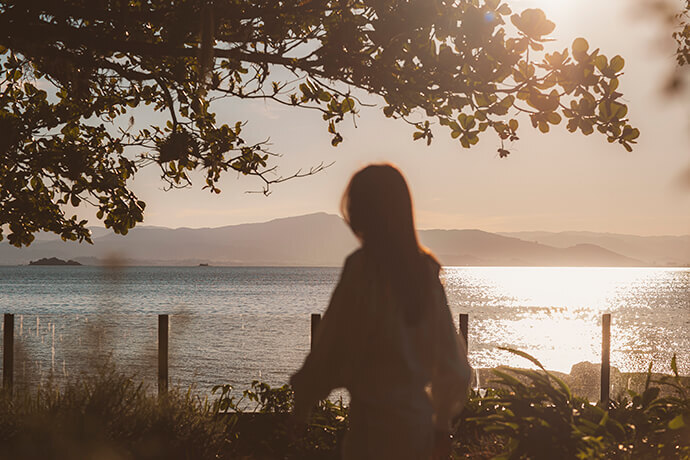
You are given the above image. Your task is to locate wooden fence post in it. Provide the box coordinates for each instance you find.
[459,313,469,351]
[158,314,168,397]
[3,314,13,393]
[310,313,321,350]
[601,313,611,406]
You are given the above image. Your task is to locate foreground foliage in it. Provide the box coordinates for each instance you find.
[456,350,690,459]
[0,353,687,459]
[0,369,230,460]
[1,0,639,245]
[213,381,348,458]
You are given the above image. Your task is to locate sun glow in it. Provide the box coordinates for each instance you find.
[508,0,576,21]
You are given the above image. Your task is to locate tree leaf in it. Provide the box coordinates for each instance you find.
[669,414,685,430]
[341,98,355,113]
[610,55,625,73]
[572,37,589,61]
[594,55,608,72]
[511,9,555,39]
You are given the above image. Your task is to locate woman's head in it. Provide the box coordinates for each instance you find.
[341,163,418,253]
[341,164,438,324]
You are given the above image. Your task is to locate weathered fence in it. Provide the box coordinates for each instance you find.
[2,312,615,403]
[158,314,169,397]
[3,313,13,394]
[459,313,469,347]
[601,313,611,404]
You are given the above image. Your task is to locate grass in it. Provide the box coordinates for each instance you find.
[0,368,230,460]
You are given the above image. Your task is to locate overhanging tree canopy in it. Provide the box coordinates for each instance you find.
[0,0,639,247]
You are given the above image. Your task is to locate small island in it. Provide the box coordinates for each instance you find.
[29,257,82,266]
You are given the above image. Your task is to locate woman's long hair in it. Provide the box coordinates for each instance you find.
[341,164,437,324]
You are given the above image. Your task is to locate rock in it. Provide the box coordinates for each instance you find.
[567,361,622,401]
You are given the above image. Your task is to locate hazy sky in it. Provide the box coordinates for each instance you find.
[125,0,689,235]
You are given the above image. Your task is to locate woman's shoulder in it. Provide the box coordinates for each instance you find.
[344,248,366,270]
[420,248,441,275]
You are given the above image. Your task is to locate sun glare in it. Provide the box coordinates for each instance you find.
[443,267,686,375]
[508,0,575,19]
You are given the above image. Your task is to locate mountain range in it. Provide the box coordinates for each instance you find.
[1,213,688,267]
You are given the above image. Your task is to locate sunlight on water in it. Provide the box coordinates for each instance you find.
[443,267,690,375]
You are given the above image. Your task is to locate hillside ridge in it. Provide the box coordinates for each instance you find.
[1,213,686,267]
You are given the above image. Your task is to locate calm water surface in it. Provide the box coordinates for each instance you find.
[0,266,688,395]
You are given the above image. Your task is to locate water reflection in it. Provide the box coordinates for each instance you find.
[443,267,689,375]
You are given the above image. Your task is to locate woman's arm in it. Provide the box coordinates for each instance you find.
[430,283,472,431]
[290,252,361,421]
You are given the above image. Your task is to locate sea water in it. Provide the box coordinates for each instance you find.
[0,266,687,395]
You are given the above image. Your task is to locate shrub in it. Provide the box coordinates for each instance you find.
[457,349,690,460]
[0,368,230,460]
[212,381,348,459]
[607,356,690,459]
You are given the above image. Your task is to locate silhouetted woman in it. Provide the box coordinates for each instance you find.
[290,164,472,459]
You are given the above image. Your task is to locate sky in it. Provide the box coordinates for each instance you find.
[125,0,689,235]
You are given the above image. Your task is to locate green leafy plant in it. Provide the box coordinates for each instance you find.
[457,349,689,460]
[607,355,690,459]
[211,380,347,459]
[461,348,623,459]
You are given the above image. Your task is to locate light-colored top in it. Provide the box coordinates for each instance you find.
[290,249,472,459]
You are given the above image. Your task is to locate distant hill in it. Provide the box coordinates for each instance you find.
[500,231,690,266]
[0,213,682,267]
[419,230,641,267]
[0,213,357,266]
